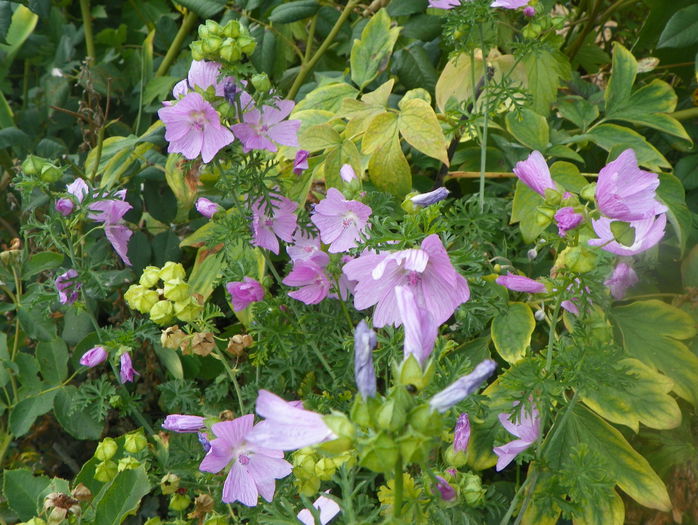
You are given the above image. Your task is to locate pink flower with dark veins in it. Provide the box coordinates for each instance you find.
[493,402,540,471]
[251,194,298,255]
[283,259,331,305]
[231,99,300,153]
[311,188,372,254]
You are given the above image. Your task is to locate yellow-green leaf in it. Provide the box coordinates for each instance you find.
[397,98,449,165]
[612,300,698,405]
[581,358,681,432]
[586,123,670,171]
[605,43,637,114]
[361,78,394,106]
[491,302,534,364]
[505,108,550,151]
[299,124,342,152]
[294,82,358,112]
[165,155,197,223]
[435,52,485,113]
[367,136,411,197]
[573,489,625,525]
[362,111,398,154]
[325,139,361,190]
[350,9,400,90]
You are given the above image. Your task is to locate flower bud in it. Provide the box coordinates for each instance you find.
[124,285,159,314]
[40,164,63,183]
[21,154,46,176]
[462,472,485,506]
[55,198,74,216]
[223,20,240,38]
[140,266,161,288]
[159,261,185,281]
[251,73,271,93]
[580,182,596,202]
[163,279,190,302]
[124,431,147,453]
[555,246,597,274]
[314,458,336,481]
[94,438,118,461]
[80,346,108,368]
[444,444,468,467]
[94,460,117,482]
[202,35,222,55]
[219,41,241,63]
[174,297,203,323]
[149,300,174,325]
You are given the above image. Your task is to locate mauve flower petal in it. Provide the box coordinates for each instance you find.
[604,262,638,300]
[162,414,205,433]
[496,272,546,293]
[268,120,300,147]
[298,494,341,525]
[261,99,295,125]
[188,60,226,96]
[104,225,133,266]
[512,151,555,196]
[354,320,377,398]
[200,123,235,164]
[494,439,532,471]
[80,346,107,367]
[66,178,89,202]
[212,417,254,450]
[396,285,437,366]
[223,460,258,506]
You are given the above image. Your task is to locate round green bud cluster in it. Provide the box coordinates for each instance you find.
[291,448,355,496]
[21,154,63,182]
[124,262,203,326]
[190,20,256,64]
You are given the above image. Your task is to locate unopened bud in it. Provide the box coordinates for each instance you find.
[94,438,118,461]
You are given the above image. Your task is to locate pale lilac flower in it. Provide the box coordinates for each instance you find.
[453,413,470,452]
[340,164,357,183]
[494,403,540,471]
[66,178,89,201]
[158,92,235,163]
[251,194,298,255]
[434,476,457,501]
[311,188,372,253]
[396,285,437,367]
[88,197,133,266]
[55,269,81,305]
[554,207,583,237]
[231,99,300,153]
[559,279,592,316]
[246,390,336,450]
[79,346,107,367]
[119,352,139,384]
[429,360,497,413]
[199,414,291,506]
[523,5,535,16]
[226,277,265,311]
[496,272,546,294]
[55,198,74,216]
[588,214,667,256]
[298,493,341,525]
[196,197,222,218]
[283,259,330,305]
[293,150,309,175]
[172,60,229,99]
[595,149,667,221]
[343,234,470,328]
[354,320,377,399]
[604,262,639,300]
[163,414,206,433]
[491,0,531,8]
[429,0,460,7]
[411,187,450,207]
[287,229,329,266]
[336,255,357,300]
[561,300,579,316]
[512,151,555,196]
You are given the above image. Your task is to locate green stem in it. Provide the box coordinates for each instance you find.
[155,11,198,78]
[512,470,539,525]
[499,470,533,525]
[393,454,403,520]
[79,0,96,60]
[304,15,317,62]
[213,348,246,415]
[670,107,698,121]
[544,296,562,375]
[287,0,358,99]
[0,432,12,469]
[478,28,489,212]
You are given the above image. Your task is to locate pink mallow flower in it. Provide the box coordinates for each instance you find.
[490,0,531,8]
[340,164,357,183]
[79,346,107,368]
[163,414,206,433]
[119,352,139,384]
[251,194,298,255]
[396,285,437,367]
[434,476,457,501]
[554,207,583,237]
[595,149,667,221]
[196,197,222,218]
[496,272,546,294]
[199,414,292,506]
[172,60,229,99]
[513,151,555,197]
[282,259,331,305]
[293,150,309,175]
[343,234,470,328]
[55,269,81,305]
[286,229,329,265]
[297,493,341,525]
[88,195,133,266]
[226,277,265,311]
[429,0,460,7]
[158,92,235,163]
[453,413,470,452]
[588,214,667,256]
[311,188,372,253]
[493,402,540,471]
[55,178,89,216]
[604,262,639,300]
[232,99,300,153]
[246,390,337,451]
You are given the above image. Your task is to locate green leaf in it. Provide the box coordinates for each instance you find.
[657,4,698,48]
[0,1,11,45]
[505,108,550,151]
[388,0,427,16]
[682,244,698,288]
[20,251,63,279]
[187,247,224,302]
[580,358,681,433]
[604,43,637,115]
[435,52,485,113]
[524,47,570,116]
[674,154,698,191]
[657,172,692,254]
[557,96,599,131]
[0,126,29,150]
[53,386,103,440]
[325,139,361,190]
[154,343,183,380]
[294,82,358,113]
[164,154,197,223]
[174,0,224,18]
[93,466,151,525]
[510,180,544,243]
[363,111,411,195]
[395,44,438,93]
[586,123,670,171]
[299,124,342,152]
[491,302,534,364]
[269,0,319,24]
[612,300,698,405]
[574,489,625,525]
[143,76,177,106]
[550,404,672,512]
[18,304,56,341]
[9,390,57,437]
[143,179,177,224]
[2,469,51,521]
[151,231,182,267]
[397,98,449,164]
[350,9,400,90]
[362,111,398,154]
[36,337,68,385]
[0,5,38,82]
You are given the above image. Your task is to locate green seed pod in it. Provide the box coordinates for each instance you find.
[124,431,147,453]
[94,460,118,482]
[163,279,190,302]
[149,300,175,325]
[94,437,118,461]
[139,266,161,288]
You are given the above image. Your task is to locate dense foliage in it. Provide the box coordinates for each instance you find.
[1,0,697,524]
